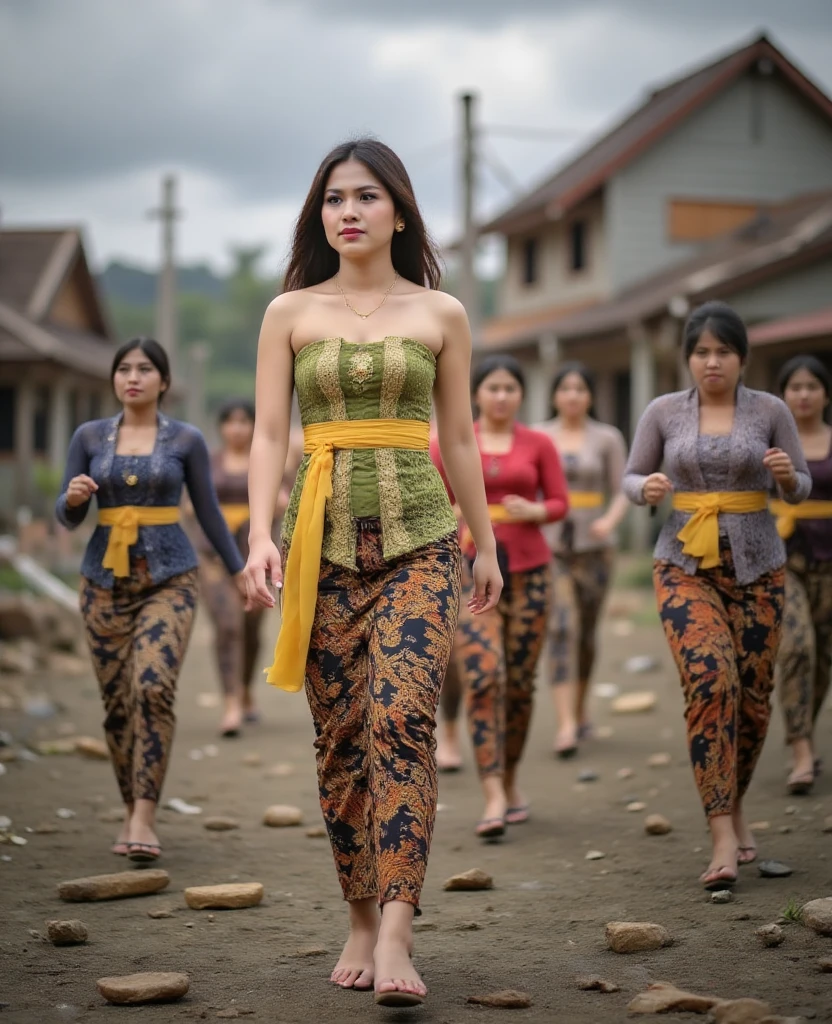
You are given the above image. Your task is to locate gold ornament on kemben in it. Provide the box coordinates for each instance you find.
[123,472,138,487]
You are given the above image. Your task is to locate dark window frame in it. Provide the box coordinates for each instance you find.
[521,237,539,286]
[0,386,15,453]
[569,219,588,273]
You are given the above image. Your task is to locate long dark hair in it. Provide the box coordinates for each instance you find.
[283,138,442,292]
[217,398,255,424]
[471,354,526,396]
[779,354,832,423]
[683,300,749,361]
[110,337,171,400]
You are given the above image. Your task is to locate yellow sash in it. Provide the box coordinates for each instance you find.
[568,491,604,510]
[672,491,767,569]
[460,504,515,549]
[221,503,250,534]
[769,499,832,539]
[99,506,180,578]
[266,418,431,693]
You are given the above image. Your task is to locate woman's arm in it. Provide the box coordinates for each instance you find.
[244,295,297,607]
[623,399,672,506]
[433,296,502,611]
[536,434,569,523]
[184,431,245,576]
[600,429,630,528]
[765,400,812,504]
[55,426,96,529]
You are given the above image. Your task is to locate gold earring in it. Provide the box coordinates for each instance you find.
[395,221,405,233]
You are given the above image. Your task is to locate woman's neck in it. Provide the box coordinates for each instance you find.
[697,388,736,409]
[794,415,828,436]
[121,403,158,427]
[336,252,397,292]
[558,414,586,430]
[478,415,514,435]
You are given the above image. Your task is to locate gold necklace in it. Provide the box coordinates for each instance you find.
[336,273,398,320]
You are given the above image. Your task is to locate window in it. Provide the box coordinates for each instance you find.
[33,387,49,454]
[668,199,760,243]
[570,220,587,272]
[521,237,539,286]
[0,387,14,452]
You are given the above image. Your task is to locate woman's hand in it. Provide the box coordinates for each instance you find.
[243,537,283,611]
[232,572,248,601]
[763,447,797,493]
[65,474,98,508]
[642,473,673,506]
[468,550,503,615]
[502,495,545,523]
[588,515,615,543]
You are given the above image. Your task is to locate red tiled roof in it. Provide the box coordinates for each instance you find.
[482,34,832,236]
[748,306,832,346]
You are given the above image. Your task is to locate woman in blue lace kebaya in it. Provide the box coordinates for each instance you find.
[56,338,245,862]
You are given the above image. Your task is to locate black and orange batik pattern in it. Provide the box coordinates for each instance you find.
[80,558,198,804]
[304,519,461,911]
[775,556,832,743]
[199,552,264,697]
[654,545,784,819]
[548,548,614,686]
[454,561,551,778]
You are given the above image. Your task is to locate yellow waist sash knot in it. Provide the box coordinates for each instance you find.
[460,504,515,549]
[769,498,832,540]
[568,491,604,510]
[672,491,767,569]
[267,418,431,693]
[99,506,180,578]
[221,503,251,534]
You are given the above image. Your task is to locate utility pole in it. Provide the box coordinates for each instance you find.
[148,174,182,376]
[459,92,479,346]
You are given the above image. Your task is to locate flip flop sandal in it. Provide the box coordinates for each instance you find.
[111,842,130,856]
[737,846,758,866]
[243,709,261,724]
[701,867,737,891]
[577,724,594,741]
[375,990,425,1008]
[787,771,815,795]
[475,817,506,839]
[128,843,162,863]
[505,805,530,825]
[437,760,463,774]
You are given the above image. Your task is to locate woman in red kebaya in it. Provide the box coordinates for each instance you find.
[432,355,568,838]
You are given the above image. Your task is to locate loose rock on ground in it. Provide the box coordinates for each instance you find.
[96,972,190,1005]
[443,868,493,891]
[801,897,832,936]
[756,924,785,948]
[263,805,303,827]
[184,883,264,910]
[606,921,672,953]
[58,869,170,902]
[467,990,532,1008]
[46,919,88,945]
[644,813,672,835]
[577,976,619,993]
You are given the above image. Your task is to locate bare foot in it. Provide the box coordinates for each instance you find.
[374,936,425,1004]
[127,820,160,849]
[331,900,379,990]
[731,807,757,864]
[112,820,131,855]
[701,833,738,889]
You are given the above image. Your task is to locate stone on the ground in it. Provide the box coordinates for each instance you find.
[242,753,262,767]
[710,998,773,1022]
[577,768,599,783]
[96,972,190,1005]
[818,957,832,972]
[801,897,832,936]
[711,890,733,904]
[756,924,785,947]
[585,850,605,860]
[644,814,672,835]
[627,801,647,812]
[605,921,672,953]
[758,860,793,878]
[822,815,832,833]
[74,737,110,760]
[34,822,59,834]
[184,883,264,910]
[612,691,657,714]
[750,821,771,831]
[165,797,202,815]
[455,921,482,930]
[443,869,493,891]
[305,826,327,838]
[627,982,718,1014]
[46,919,88,945]
[467,990,532,1009]
[264,762,295,778]
[293,946,328,957]
[263,805,303,827]
[59,869,170,902]
[624,655,660,674]
[97,808,125,823]
[147,908,174,919]
[36,739,77,756]
[204,816,240,832]
[647,752,672,767]
[617,767,634,779]
[577,976,620,993]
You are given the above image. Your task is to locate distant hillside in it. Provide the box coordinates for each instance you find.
[99,260,227,306]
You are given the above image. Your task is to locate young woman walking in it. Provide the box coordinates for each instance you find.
[623,301,810,890]
[773,355,832,795]
[242,139,501,1008]
[538,363,628,757]
[432,355,568,837]
[56,338,245,861]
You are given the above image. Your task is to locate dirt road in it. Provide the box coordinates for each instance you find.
[1,583,831,1023]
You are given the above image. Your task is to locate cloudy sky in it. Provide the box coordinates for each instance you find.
[2,0,831,275]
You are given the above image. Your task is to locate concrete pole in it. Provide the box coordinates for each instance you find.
[527,331,561,423]
[458,92,479,346]
[149,174,181,376]
[185,341,211,435]
[14,379,35,512]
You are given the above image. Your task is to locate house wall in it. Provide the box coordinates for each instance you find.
[49,265,93,331]
[499,194,609,317]
[725,257,832,324]
[606,70,832,293]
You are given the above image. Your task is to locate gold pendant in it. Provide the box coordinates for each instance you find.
[125,474,138,487]
[347,349,375,392]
